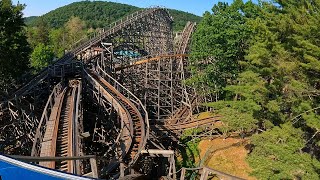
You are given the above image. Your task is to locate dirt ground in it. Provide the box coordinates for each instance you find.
[197,137,256,180]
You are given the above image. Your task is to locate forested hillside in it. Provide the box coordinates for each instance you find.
[25,1,201,32]
[23,1,201,75]
[188,0,320,179]
[24,16,37,24]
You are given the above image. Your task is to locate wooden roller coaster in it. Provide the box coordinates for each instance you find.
[0,6,233,179]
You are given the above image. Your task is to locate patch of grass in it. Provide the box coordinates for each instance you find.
[197,138,256,180]
[193,111,214,119]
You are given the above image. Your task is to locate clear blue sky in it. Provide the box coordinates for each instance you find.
[12,0,242,17]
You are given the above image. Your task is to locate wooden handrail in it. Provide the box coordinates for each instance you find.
[9,155,97,162]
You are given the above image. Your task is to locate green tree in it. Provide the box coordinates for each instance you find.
[206,71,265,134]
[30,43,54,73]
[49,27,67,58]
[190,0,320,178]
[26,26,36,47]
[34,17,50,45]
[241,0,320,127]
[26,18,50,48]
[189,0,262,134]
[0,0,31,90]
[65,16,86,46]
[189,0,252,95]
[247,123,320,179]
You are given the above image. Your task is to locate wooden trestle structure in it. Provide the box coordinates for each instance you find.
[0,7,231,180]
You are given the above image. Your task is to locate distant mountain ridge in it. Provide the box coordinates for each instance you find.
[24,1,202,31]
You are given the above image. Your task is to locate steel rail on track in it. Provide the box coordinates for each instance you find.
[54,86,77,172]
[31,81,82,174]
[95,60,149,166]
[94,72,143,162]
[82,69,133,170]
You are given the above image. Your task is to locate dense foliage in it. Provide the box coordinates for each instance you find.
[247,123,320,179]
[189,0,320,178]
[0,0,31,91]
[25,1,201,32]
[30,43,54,73]
[177,128,203,179]
[26,15,87,72]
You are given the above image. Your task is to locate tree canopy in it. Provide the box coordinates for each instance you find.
[189,0,320,178]
[247,123,320,179]
[0,0,31,90]
[30,43,54,73]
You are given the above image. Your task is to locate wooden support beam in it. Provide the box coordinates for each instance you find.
[170,154,176,180]
[180,168,186,180]
[140,149,174,158]
[120,162,125,177]
[199,167,209,180]
[90,157,98,178]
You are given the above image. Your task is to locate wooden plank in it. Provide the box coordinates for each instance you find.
[10,155,97,161]
[90,158,98,178]
[180,168,186,180]
[120,162,125,177]
[199,168,209,180]
[171,155,176,180]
